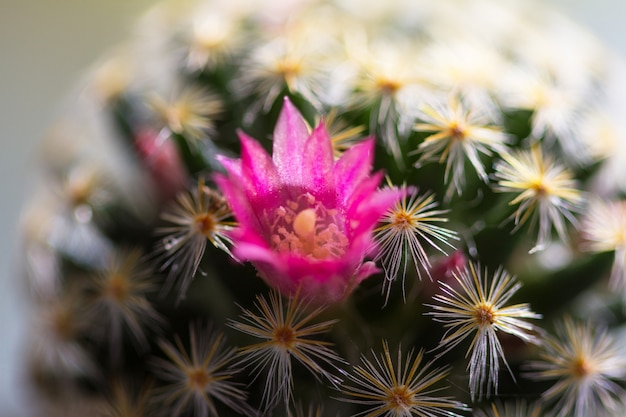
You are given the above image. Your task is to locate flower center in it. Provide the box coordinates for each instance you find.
[276,56,304,89]
[388,384,412,409]
[267,193,348,259]
[448,122,467,141]
[475,303,495,326]
[195,213,215,237]
[392,210,415,230]
[52,306,76,341]
[187,368,211,391]
[165,105,189,134]
[106,273,129,302]
[376,77,402,95]
[273,326,296,349]
[530,179,548,196]
[571,356,592,379]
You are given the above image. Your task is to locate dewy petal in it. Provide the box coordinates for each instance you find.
[354,261,381,285]
[214,173,262,234]
[353,187,403,237]
[334,138,375,206]
[271,256,363,303]
[273,97,311,185]
[236,241,378,304]
[303,122,335,199]
[345,184,403,263]
[233,240,283,267]
[239,130,279,196]
[216,155,242,180]
[217,155,270,231]
[345,171,387,221]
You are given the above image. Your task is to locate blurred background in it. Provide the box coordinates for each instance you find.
[0,0,624,414]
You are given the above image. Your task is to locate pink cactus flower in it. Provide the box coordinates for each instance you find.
[135,128,187,202]
[215,98,400,304]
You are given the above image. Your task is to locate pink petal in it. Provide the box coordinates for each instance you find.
[272,97,311,185]
[239,130,279,196]
[334,138,375,205]
[284,258,377,304]
[214,173,262,233]
[233,227,271,248]
[303,122,335,197]
[233,240,281,265]
[298,277,350,304]
[353,261,380,285]
[347,175,404,236]
[216,155,243,180]
[281,257,354,300]
[345,171,385,215]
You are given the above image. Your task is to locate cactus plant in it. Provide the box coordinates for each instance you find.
[19,0,626,415]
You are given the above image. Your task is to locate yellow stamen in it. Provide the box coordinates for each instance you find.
[268,195,348,259]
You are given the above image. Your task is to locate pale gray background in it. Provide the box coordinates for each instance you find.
[0,0,624,414]
[0,1,160,414]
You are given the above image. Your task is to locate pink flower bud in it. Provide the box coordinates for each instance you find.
[134,129,187,202]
